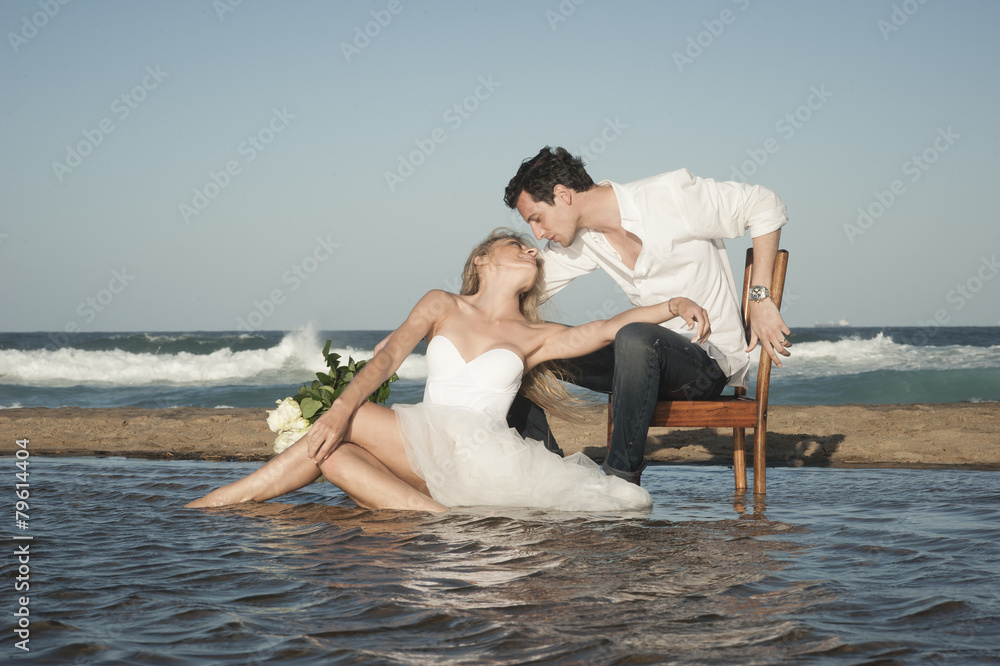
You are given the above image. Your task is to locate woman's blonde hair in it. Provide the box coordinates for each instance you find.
[460,228,583,419]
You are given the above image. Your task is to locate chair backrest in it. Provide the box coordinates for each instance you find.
[738,248,789,402]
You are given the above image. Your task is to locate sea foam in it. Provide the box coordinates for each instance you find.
[0,326,427,387]
[3,330,995,392]
[750,333,1000,378]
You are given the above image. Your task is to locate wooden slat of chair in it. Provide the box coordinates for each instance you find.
[607,248,789,494]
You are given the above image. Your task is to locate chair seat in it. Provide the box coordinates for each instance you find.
[648,396,759,428]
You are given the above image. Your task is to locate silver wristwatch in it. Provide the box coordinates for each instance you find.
[748,285,771,303]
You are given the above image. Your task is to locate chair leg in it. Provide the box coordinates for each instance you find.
[753,427,766,494]
[606,401,614,455]
[733,427,747,490]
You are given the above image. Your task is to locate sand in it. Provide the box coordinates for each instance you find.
[1,403,998,468]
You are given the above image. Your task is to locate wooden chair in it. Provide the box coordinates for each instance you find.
[607,249,789,493]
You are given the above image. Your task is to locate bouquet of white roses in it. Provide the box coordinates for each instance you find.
[267,340,398,454]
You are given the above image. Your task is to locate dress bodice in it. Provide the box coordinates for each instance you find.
[423,336,523,415]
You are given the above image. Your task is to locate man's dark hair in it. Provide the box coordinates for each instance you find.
[503,146,595,209]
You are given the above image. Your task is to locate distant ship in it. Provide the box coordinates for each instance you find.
[814,318,851,327]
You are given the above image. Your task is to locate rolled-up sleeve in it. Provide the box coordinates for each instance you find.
[537,243,599,303]
[676,169,788,240]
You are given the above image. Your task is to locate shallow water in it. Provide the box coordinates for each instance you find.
[4,458,999,664]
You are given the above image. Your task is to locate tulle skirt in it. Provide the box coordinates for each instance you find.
[392,403,652,512]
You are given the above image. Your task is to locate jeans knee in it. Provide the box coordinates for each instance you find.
[615,321,650,346]
[615,323,661,363]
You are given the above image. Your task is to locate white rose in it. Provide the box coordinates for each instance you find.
[266,397,312,454]
[266,397,310,434]
[272,426,309,454]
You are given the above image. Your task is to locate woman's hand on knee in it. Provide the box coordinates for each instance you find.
[304,402,353,463]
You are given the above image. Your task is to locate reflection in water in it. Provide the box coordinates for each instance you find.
[217,502,809,662]
[9,458,1000,664]
[732,489,768,520]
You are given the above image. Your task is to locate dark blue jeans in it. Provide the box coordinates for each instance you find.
[506,322,729,483]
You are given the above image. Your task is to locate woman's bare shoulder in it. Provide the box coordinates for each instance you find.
[413,289,462,310]
[400,290,463,333]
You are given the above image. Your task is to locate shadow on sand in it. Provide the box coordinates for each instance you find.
[582,427,848,467]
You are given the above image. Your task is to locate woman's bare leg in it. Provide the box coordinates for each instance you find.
[184,438,322,508]
[337,402,431,491]
[321,443,446,512]
[318,402,447,511]
[186,402,446,512]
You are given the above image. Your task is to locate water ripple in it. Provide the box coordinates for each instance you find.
[3,458,999,663]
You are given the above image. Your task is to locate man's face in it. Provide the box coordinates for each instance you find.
[515,188,578,247]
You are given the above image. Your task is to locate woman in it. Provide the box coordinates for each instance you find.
[186,229,711,512]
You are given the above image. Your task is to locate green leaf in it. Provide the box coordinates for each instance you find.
[300,397,322,420]
[283,340,402,420]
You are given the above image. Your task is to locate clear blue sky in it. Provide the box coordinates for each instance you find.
[2,0,998,333]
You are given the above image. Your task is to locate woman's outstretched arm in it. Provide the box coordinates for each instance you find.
[302,290,455,463]
[527,297,711,369]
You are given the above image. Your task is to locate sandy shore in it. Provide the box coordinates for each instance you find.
[1,403,998,468]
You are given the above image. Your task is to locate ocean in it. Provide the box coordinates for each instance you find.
[3,328,999,662]
[3,458,998,662]
[1,326,998,410]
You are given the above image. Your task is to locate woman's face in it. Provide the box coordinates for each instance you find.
[483,238,538,276]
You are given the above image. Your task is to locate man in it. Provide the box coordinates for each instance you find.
[503,146,791,484]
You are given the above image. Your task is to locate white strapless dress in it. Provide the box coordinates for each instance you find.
[392,336,652,512]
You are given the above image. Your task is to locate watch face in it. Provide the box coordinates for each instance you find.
[750,286,769,301]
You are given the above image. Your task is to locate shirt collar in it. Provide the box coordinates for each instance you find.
[598,179,644,238]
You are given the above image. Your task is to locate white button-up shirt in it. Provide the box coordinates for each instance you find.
[538,169,788,387]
